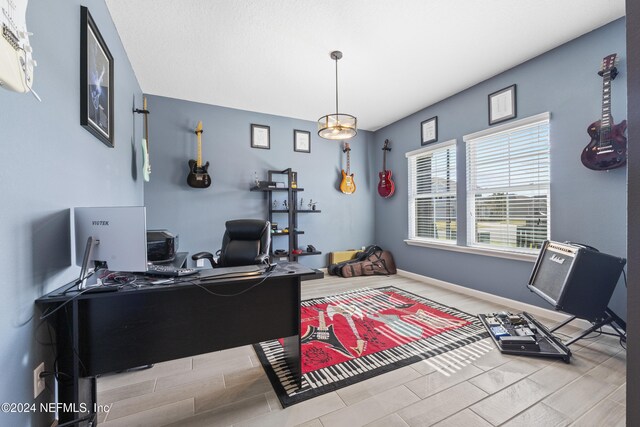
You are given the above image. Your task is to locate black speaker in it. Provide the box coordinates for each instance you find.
[527,241,626,322]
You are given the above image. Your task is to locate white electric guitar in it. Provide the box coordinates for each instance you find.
[0,0,39,99]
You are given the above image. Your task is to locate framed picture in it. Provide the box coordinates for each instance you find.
[80,6,114,147]
[293,130,311,153]
[488,84,517,125]
[421,116,438,145]
[251,124,270,149]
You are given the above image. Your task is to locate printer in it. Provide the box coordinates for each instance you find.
[146,230,178,263]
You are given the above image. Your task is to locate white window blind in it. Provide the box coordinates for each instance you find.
[407,140,457,243]
[465,113,550,253]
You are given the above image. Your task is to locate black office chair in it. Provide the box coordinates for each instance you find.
[192,219,271,267]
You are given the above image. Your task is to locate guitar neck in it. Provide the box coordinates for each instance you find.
[601,70,612,132]
[382,140,391,172]
[383,148,387,172]
[195,121,203,168]
[197,134,202,167]
[318,310,327,330]
[599,69,615,147]
[143,97,149,146]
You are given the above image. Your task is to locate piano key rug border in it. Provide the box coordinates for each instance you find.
[253,286,492,408]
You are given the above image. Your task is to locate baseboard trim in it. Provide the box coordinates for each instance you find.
[396,269,596,330]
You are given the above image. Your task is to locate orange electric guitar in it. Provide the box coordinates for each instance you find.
[340,143,356,194]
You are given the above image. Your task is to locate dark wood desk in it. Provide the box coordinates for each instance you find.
[36,263,314,425]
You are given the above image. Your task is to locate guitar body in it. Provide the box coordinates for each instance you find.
[0,0,35,93]
[340,170,356,194]
[142,139,150,182]
[187,159,211,188]
[301,324,352,358]
[378,170,395,198]
[581,118,627,171]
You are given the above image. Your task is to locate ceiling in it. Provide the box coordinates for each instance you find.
[105,0,625,132]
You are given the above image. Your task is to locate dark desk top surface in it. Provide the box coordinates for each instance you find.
[36,262,316,304]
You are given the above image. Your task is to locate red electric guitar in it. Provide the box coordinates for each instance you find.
[377,139,395,198]
[580,53,627,171]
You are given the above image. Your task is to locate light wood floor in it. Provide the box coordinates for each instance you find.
[96,273,626,426]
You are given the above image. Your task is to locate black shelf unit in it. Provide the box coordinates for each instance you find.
[251,169,322,263]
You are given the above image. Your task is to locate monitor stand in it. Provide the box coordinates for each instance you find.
[78,236,99,290]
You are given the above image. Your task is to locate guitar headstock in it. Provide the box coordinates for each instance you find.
[343,142,351,153]
[382,139,391,151]
[599,53,618,76]
[195,121,203,135]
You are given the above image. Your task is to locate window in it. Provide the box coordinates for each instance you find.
[407,140,457,243]
[465,113,550,253]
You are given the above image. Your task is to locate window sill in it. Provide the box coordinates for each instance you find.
[404,239,537,262]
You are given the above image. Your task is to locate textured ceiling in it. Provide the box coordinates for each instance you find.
[105,0,625,131]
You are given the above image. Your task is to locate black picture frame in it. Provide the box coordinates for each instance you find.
[293,130,311,153]
[488,84,517,125]
[80,6,114,148]
[251,124,270,149]
[421,116,438,145]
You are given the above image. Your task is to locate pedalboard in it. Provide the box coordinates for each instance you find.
[479,311,571,363]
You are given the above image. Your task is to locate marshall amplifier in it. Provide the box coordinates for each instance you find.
[527,241,626,322]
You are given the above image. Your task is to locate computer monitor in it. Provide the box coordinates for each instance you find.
[74,206,148,288]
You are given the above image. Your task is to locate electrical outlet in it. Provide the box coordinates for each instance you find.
[33,362,45,398]
[196,259,205,267]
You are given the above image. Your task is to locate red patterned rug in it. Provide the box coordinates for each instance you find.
[253,286,491,407]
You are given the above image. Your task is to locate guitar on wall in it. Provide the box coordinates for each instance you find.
[187,121,211,188]
[377,139,395,198]
[580,53,627,171]
[141,97,151,182]
[340,142,356,194]
[0,0,40,100]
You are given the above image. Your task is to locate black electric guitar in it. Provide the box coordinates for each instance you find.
[187,121,211,188]
[580,53,627,171]
[301,309,352,358]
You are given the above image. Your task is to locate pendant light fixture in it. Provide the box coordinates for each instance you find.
[318,51,357,140]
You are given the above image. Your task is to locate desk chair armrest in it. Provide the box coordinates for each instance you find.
[192,252,218,267]
[255,253,270,265]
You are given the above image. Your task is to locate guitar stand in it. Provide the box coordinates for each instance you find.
[549,307,626,347]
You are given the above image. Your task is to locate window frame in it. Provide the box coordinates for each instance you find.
[406,139,458,245]
[463,112,551,254]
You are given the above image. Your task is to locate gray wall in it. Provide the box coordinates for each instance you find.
[144,95,375,269]
[372,19,628,319]
[0,0,143,425]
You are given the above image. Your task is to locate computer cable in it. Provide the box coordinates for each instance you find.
[182,269,276,298]
[40,286,97,321]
